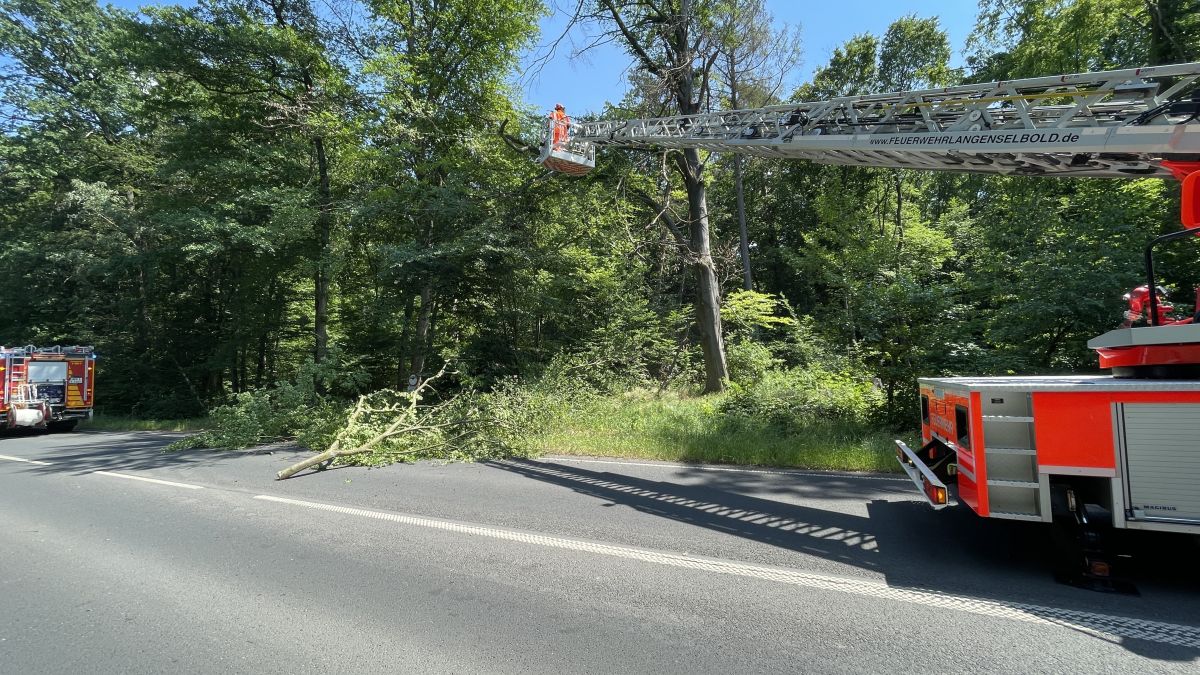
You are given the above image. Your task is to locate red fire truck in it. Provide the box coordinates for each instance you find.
[1,345,96,432]
[539,61,1200,586]
[895,163,1200,586]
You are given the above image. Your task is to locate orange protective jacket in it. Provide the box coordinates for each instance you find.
[550,109,569,147]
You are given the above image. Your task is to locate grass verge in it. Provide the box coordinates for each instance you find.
[81,414,211,433]
[537,390,907,473]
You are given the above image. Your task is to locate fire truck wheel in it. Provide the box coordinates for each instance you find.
[47,420,79,433]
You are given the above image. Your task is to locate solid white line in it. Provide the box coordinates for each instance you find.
[541,456,908,482]
[92,471,205,490]
[253,493,1200,648]
[0,454,53,466]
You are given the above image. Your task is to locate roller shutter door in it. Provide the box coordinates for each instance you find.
[1122,404,1200,524]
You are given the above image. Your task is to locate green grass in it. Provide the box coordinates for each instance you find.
[80,414,211,433]
[537,390,906,473]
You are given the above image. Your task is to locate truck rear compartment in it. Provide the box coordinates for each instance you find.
[918,376,1200,533]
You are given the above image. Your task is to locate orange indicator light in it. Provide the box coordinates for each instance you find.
[922,476,947,505]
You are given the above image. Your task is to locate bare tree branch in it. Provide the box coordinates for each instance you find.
[601,0,664,77]
[625,182,692,252]
[497,118,540,157]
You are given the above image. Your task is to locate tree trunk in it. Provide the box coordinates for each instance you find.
[1145,0,1190,65]
[599,0,729,392]
[269,284,285,383]
[409,283,434,380]
[313,135,332,366]
[894,170,905,272]
[734,154,753,291]
[425,297,440,355]
[256,331,267,388]
[683,148,730,393]
[231,346,240,393]
[678,0,727,393]
[729,54,753,291]
[239,345,248,393]
[396,293,416,388]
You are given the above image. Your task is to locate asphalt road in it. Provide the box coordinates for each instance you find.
[2,431,1199,673]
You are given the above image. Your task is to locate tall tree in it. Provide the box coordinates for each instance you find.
[1143,0,1200,64]
[357,0,540,382]
[967,0,1148,77]
[712,0,800,291]
[140,0,352,366]
[877,16,952,269]
[586,0,730,392]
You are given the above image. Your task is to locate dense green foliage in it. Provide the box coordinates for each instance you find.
[2,0,1198,466]
[540,390,901,472]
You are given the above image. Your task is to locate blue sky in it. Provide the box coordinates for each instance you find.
[109,1,980,115]
[519,1,981,115]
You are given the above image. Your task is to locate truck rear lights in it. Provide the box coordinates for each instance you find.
[895,440,951,510]
[922,476,948,505]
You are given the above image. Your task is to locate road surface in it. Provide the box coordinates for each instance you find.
[2,430,1199,673]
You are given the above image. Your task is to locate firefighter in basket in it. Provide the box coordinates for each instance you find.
[550,103,570,150]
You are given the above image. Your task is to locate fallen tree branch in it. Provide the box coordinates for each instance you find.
[275,365,451,480]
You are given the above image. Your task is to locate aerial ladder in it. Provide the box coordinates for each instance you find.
[539,62,1200,588]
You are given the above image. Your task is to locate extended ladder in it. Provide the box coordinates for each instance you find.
[546,62,1200,179]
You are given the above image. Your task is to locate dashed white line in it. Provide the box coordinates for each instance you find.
[252,493,1200,648]
[92,471,205,490]
[542,456,907,482]
[0,454,53,466]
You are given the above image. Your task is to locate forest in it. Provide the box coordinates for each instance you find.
[1,0,1198,468]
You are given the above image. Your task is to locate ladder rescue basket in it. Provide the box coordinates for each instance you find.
[538,115,594,176]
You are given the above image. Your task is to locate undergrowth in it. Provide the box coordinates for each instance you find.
[538,389,903,472]
[167,292,911,473]
[165,355,601,465]
[83,415,211,432]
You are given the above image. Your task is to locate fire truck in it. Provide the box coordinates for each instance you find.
[538,61,1200,584]
[1,345,96,432]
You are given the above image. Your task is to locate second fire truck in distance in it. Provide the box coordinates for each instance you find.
[1,345,96,432]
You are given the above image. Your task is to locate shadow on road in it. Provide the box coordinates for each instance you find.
[489,458,1200,661]
[1,430,307,476]
[666,463,918,501]
[490,459,1041,583]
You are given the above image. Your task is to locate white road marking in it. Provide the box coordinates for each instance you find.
[92,471,204,490]
[253,494,1200,648]
[542,456,908,482]
[0,454,53,466]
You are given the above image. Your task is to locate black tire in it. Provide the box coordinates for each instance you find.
[48,420,79,433]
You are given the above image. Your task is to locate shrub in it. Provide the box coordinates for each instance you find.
[718,365,884,433]
[168,357,588,464]
[722,290,797,339]
[725,339,777,384]
[167,357,354,451]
